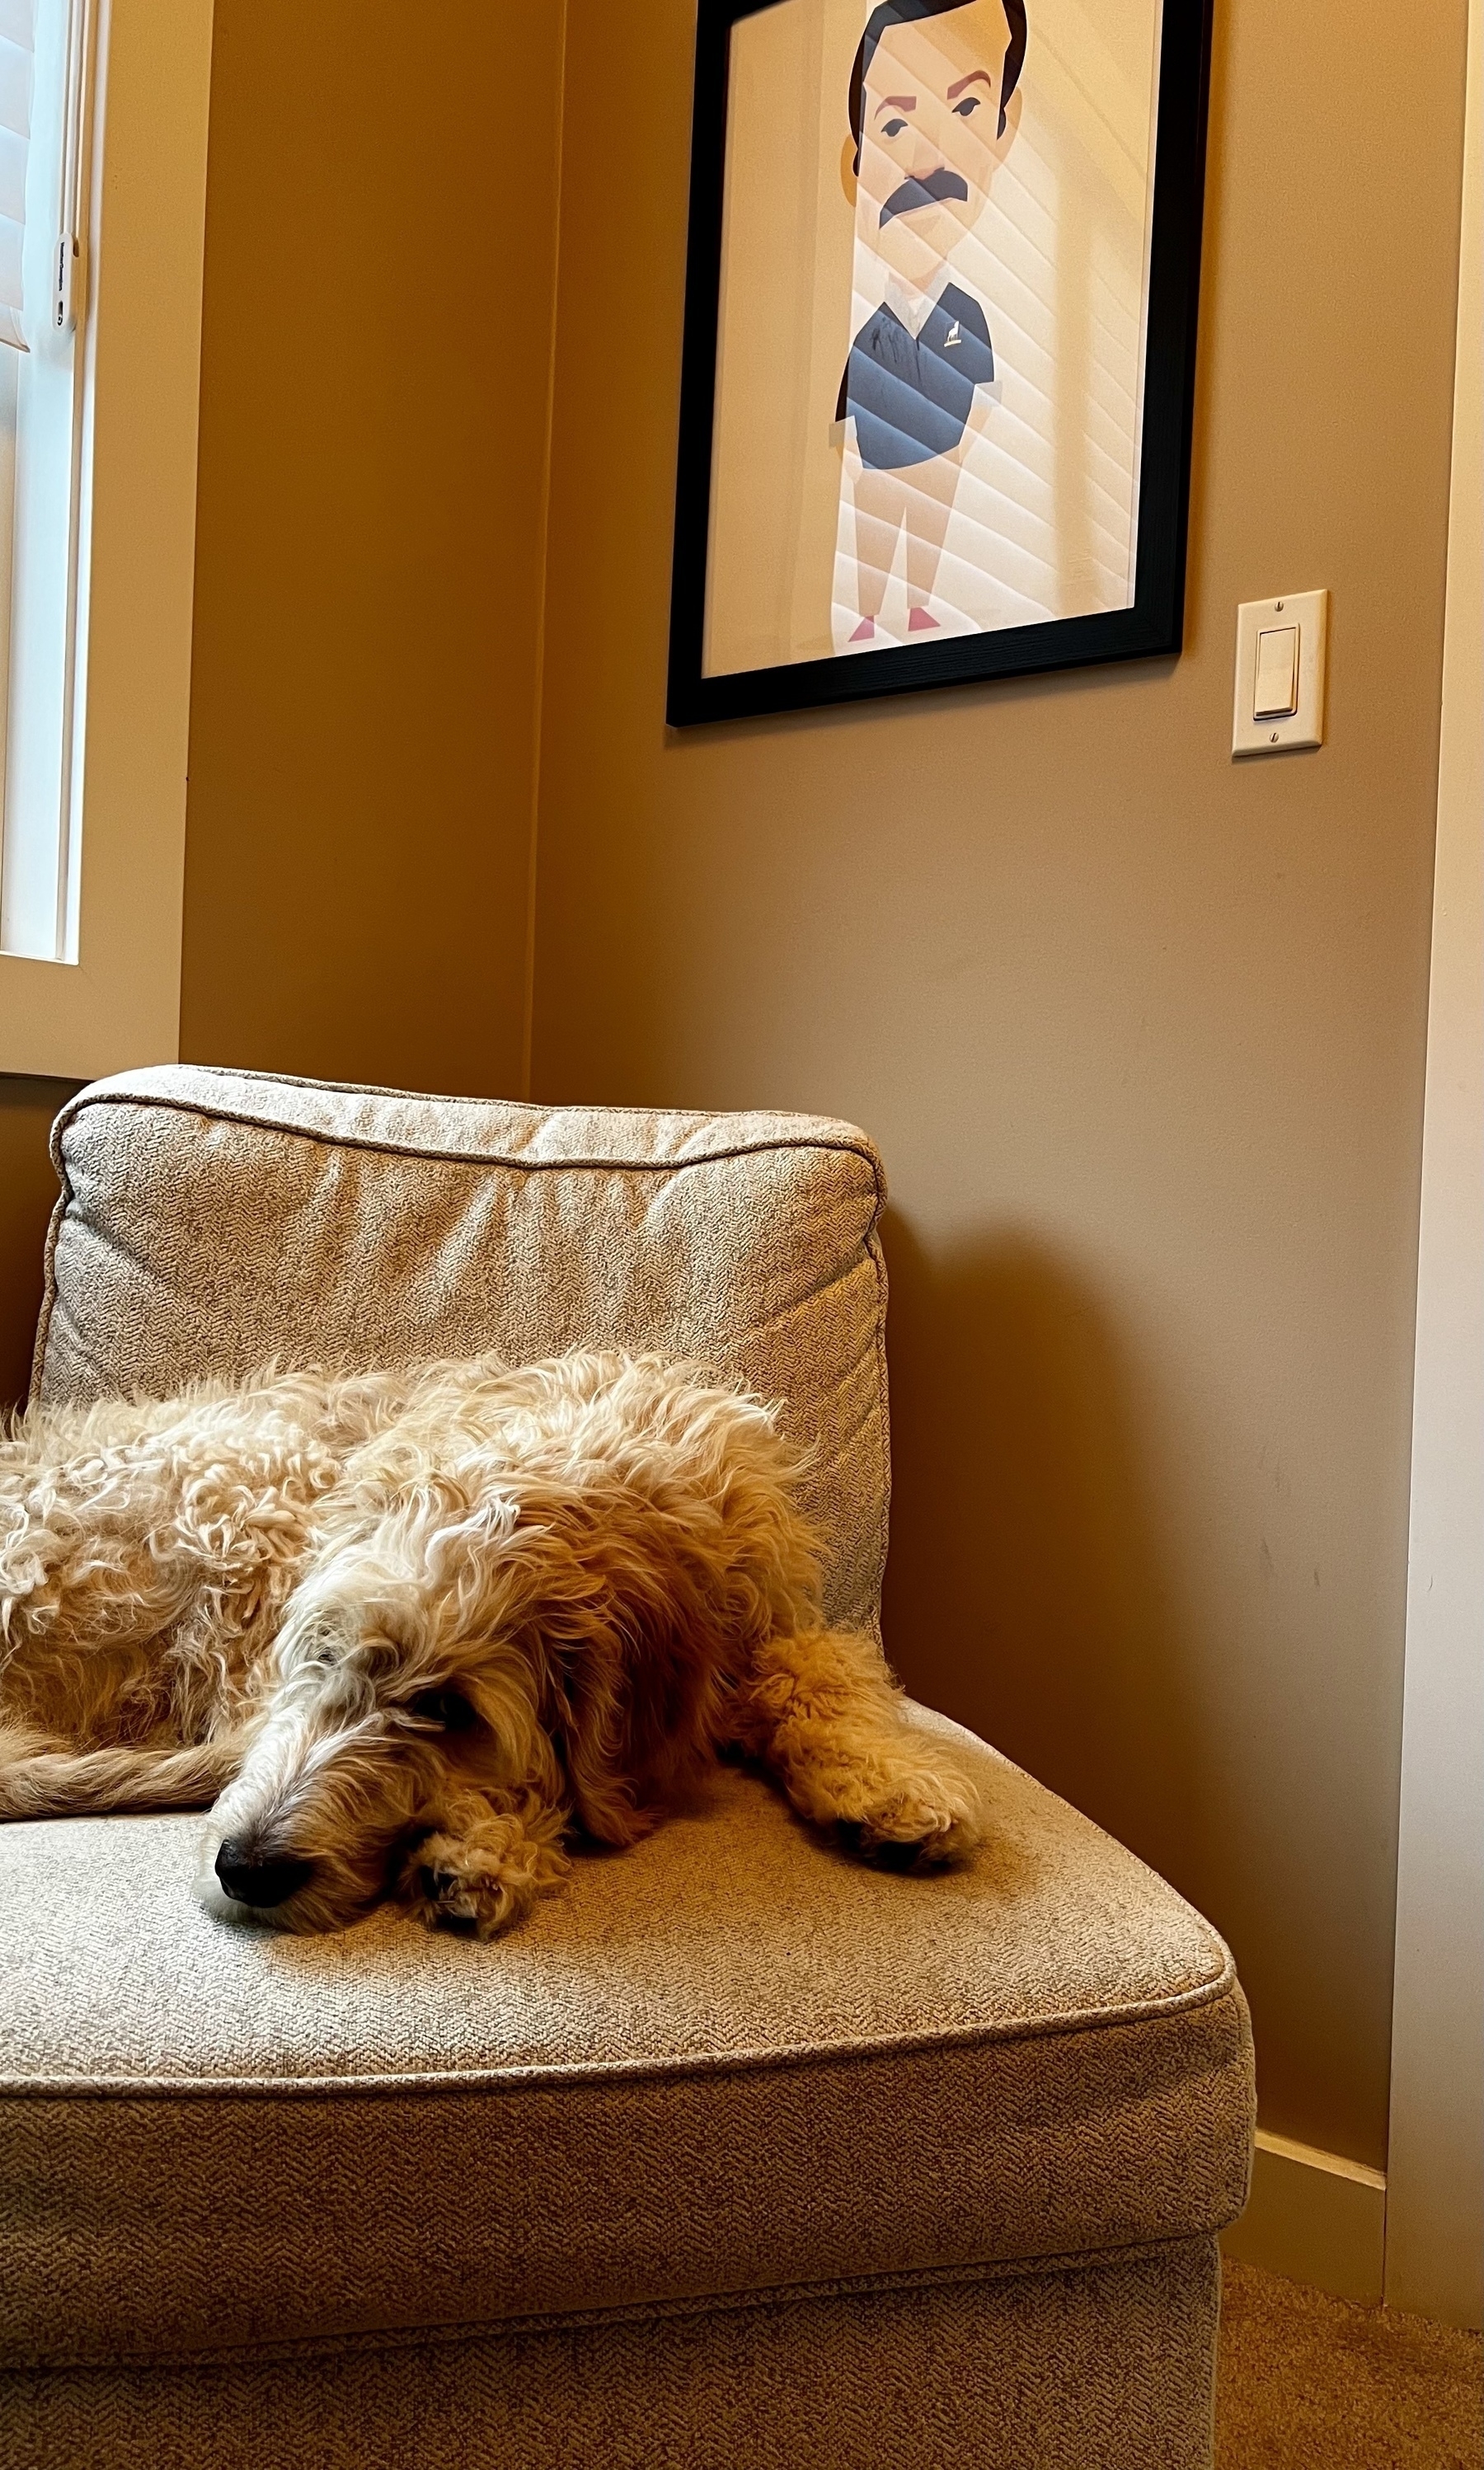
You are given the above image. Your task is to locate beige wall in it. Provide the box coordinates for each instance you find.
[530,0,1468,2168]
[178,0,562,1095]
[0,1080,79,1409]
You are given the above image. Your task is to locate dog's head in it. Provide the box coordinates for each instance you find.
[192,1350,817,1935]
[194,1478,556,1934]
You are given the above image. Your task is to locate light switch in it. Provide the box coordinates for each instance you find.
[1254,627,1298,718]
[1233,590,1328,755]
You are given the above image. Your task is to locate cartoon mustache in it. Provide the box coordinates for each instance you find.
[879,167,970,226]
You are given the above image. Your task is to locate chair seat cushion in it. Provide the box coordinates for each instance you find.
[0,1710,1252,2370]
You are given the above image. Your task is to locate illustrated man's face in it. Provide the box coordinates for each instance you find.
[857,2,1017,284]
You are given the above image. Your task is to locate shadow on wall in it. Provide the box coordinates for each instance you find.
[880,1209,1202,1880]
[0,1078,79,1412]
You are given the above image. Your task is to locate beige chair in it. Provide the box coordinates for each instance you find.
[0,1067,1253,2469]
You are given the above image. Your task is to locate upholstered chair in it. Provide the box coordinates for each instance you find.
[0,1067,1253,2469]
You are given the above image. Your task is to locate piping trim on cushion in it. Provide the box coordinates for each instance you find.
[0,1963,1245,2097]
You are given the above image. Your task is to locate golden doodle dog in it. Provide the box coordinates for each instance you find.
[0,1352,981,1937]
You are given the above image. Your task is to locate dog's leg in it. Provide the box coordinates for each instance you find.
[399,1786,571,1941]
[733,1629,984,1867]
[0,1730,241,1820]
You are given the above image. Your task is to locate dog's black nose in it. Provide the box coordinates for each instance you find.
[214,1839,313,1909]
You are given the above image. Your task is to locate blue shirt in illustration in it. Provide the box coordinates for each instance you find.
[835,282,994,471]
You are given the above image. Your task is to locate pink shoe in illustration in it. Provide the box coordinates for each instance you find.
[907,606,940,633]
[849,616,876,641]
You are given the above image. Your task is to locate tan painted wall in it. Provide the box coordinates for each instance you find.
[529,0,1469,2167]
[178,0,563,1095]
[0,1081,78,1409]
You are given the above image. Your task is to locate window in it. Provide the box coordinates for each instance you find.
[0,0,214,1079]
[1,0,91,967]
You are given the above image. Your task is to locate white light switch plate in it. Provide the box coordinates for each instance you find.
[1233,589,1328,755]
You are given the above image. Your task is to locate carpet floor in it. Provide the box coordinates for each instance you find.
[1217,2258,1482,2468]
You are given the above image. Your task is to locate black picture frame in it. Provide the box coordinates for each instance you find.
[667,0,1214,728]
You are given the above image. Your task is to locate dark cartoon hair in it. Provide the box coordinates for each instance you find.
[848,0,1027,167]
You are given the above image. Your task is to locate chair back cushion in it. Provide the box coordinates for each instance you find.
[33,1067,890,1634]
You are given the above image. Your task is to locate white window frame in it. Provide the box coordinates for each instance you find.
[0,0,213,1079]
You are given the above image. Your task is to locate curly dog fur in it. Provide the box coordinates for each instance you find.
[0,1352,982,1937]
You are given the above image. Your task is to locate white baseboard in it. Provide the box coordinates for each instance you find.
[1220,2129,1387,2305]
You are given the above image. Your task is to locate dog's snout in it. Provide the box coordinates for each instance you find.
[214,1838,314,1909]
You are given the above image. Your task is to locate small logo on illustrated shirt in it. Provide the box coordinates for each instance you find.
[945,321,961,347]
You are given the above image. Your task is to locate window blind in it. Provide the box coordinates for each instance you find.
[0,0,35,350]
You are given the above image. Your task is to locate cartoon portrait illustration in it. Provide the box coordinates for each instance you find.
[688,0,1178,707]
[834,0,1026,644]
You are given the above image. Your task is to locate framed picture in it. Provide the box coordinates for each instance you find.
[667,0,1213,726]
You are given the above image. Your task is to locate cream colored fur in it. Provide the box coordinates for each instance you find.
[0,1352,981,1937]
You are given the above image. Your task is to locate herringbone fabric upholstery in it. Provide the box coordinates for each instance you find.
[3,1070,1255,2468]
[3,2240,1222,2470]
[0,1721,1252,2369]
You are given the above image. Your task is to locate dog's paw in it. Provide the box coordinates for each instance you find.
[831,1770,983,1871]
[402,1818,568,1942]
[404,1832,531,1940]
[407,1846,519,1939]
